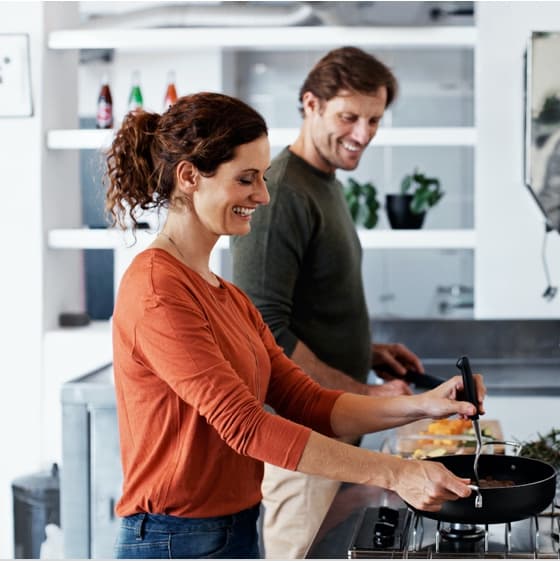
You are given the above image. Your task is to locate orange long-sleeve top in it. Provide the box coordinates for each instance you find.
[112,249,344,518]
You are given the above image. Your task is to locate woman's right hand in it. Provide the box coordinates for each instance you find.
[416,374,486,421]
[392,458,472,512]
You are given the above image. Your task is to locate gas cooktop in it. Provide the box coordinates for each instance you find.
[348,505,560,558]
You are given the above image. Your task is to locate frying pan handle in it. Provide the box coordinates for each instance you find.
[456,355,479,420]
[467,484,483,508]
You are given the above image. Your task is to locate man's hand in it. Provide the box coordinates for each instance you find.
[366,379,412,397]
[372,342,424,379]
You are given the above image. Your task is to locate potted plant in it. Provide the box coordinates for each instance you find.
[386,168,444,229]
[343,177,380,229]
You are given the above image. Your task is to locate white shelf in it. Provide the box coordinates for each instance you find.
[48,227,473,251]
[374,127,475,146]
[48,228,154,249]
[47,128,114,150]
[44,320,113,382]
[48,26,476,51]
[48,228,231,250]
[45,318,111,339]
[357,229,476,249]
[47,127,476,150]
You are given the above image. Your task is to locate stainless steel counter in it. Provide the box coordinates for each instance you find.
[421,358,560,396]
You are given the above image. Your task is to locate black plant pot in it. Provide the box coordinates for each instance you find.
[385,194,426,229]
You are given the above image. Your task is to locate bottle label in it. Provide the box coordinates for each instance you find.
[96,100,113,128]
[128,87,144,112]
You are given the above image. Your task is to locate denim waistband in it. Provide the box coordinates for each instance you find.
[121,504,260,534]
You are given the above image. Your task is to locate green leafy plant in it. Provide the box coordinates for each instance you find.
[343,178,380,229]
[400,168,444,214]
[519,427,560,468]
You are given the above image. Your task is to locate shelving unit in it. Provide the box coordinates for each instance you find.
[45,21,478,361]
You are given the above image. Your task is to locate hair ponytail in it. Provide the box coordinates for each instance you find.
[105,110,160,229]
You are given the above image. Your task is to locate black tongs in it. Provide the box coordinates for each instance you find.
[456,355,483,507]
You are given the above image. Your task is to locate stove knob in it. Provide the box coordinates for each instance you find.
[378,506,399,526]
[373,522,395,548]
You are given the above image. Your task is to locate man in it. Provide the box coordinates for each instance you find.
[231,46,424,559]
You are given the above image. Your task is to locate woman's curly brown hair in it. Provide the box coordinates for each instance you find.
[105,92,268,229]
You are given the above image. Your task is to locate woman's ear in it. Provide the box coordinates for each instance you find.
[175,161,198,196]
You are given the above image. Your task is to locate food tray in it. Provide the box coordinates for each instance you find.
[393,419,504,459]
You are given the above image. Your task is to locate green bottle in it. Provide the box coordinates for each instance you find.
[128,70,143,113]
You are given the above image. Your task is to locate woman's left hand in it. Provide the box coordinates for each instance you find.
[417,374,486,420]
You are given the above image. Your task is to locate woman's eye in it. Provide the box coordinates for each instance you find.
[239,178,252,185]
[263,176,269,183]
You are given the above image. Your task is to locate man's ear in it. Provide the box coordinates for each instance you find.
[301,91,321,117]
[175,161,198,196]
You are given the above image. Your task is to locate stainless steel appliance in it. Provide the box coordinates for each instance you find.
[348,503,560,558]
[60,363,122,559]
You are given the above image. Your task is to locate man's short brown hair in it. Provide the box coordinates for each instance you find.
[298,46,398,116]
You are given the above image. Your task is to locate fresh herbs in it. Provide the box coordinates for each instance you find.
[519,428,560,468]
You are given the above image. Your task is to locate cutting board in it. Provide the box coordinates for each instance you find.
[394,419,504,458]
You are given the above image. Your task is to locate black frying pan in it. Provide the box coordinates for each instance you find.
[415,453,557,524]
[408,356,557,524]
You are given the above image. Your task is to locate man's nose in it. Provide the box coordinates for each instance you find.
[352,120,374,145]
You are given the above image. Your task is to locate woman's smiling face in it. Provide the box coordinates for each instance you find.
[192,134,271,237]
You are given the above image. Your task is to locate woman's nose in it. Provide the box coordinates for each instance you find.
[254,178,270,205]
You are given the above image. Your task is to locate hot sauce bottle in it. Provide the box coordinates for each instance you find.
[128,70,144,113]
[96,73,113,129]
[163,70,178,111]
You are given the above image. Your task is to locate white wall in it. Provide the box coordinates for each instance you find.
[0,3,47,558]
[0,2,80,557]
[476,1,560,318]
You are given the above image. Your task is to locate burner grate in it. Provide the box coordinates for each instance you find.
[348,506,560,559]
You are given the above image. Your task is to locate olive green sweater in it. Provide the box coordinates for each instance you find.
[231,148,371,383]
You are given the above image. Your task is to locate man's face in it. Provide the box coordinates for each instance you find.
[304,88,388,174]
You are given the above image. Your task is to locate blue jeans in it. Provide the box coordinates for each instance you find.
[114,504,261,559]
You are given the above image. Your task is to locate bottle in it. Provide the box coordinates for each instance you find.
[163,70,178,111]
[95,74,113,129]
[127,70,144,113]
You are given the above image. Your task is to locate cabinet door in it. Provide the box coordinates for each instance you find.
[90,406,122,559]
[61,403,90,559]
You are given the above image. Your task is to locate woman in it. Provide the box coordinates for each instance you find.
[106,92,485,559]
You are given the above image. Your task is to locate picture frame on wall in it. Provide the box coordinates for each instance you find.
[524,31,560,233]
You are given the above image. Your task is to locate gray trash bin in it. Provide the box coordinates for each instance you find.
[12,464,60,559]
